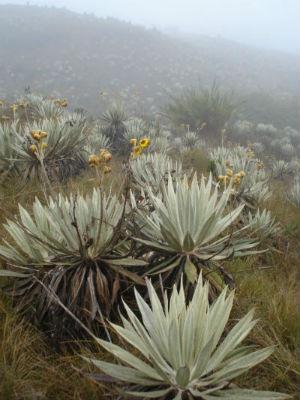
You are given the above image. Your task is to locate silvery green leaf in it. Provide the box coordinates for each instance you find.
[83,275,287,399]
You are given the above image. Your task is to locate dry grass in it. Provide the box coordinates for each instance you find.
[0,297,113,400]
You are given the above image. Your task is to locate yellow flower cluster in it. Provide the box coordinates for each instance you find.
[246,148,255,159]
[29,143,47,153]
[10,104,18,113]
[29,131,48,155]
[88,149,112,174]
[54,99,68,108]
[31,130,48,142]
[130,137,151,158]
[218,169,246,186]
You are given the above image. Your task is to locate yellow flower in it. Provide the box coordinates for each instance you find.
[246,149,255,158]
[41,143,48,150]
[29,144,37,153]
[132,145,142,158]
[226,168,233,177]
[233,175,241,185]
[39,131,48,139]
[237,170,246,177]
[218,175,229,184]
[54,99,68,107]
[139,137,151,149]
[103,166,112,174]
[99,149,112,162]
[31,130,42,141]
[88,154,100,167]
[130,138,137,146]
[60,99,68,108]
[11,104,18,112]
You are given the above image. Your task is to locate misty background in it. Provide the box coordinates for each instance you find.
[1,0,300,54]
[0,0,299,128]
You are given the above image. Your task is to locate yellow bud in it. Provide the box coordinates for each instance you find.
[103,166,112,174]
[132,145,142,158]
[29,144,37,153]
[88,154,100,166]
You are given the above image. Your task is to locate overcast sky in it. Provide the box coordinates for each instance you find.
[1,0,300,54]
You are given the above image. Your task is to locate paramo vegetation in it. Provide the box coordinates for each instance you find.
[0,89,299,400]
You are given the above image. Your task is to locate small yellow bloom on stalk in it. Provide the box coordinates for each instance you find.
[88,154,100,167]
[233,175,241,185]
[54,99,68,107]
[237,170,246,177]
[29,144,37,153]
[99,149,112,162]
[41,143,48,150]
[39,131,48,139]
[226,168,233,177]
[132,145,142,158]
[130,138,137,146]
[103,165,112,174]
[218,175,229,184]
[60,99,68,108]
[11,104,18,112]
[139,137,151,149]
[31,130,42,141]
[221,128,226,134]
[246,148,255,158]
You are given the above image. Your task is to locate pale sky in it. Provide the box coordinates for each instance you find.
[1,0,300,53]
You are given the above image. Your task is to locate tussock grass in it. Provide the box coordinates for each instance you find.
[0,298,111,399]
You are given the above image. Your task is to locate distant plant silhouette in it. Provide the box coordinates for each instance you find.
[164,83,237,138]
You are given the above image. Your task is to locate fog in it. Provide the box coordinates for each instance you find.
[1,0,299,54]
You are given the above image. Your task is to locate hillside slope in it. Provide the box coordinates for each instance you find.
[0,4,299,119]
